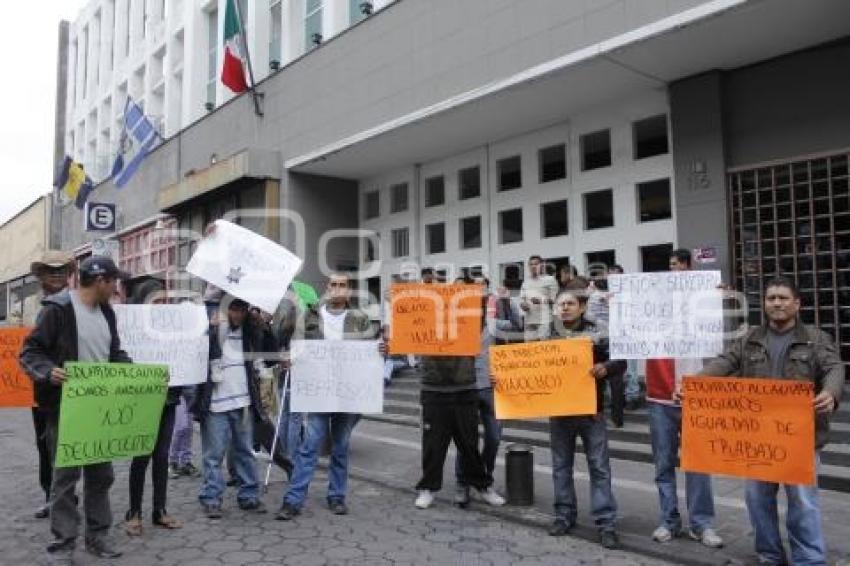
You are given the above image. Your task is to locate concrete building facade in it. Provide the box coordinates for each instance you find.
[0,196,52,325]
[53,0,850,358]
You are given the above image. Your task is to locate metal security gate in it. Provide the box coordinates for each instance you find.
[728,151,850,363]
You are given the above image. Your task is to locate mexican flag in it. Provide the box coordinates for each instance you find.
[221,0,248,93]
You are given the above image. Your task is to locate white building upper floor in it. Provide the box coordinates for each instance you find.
[63,0,395,182]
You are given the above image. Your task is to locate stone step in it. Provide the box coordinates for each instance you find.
[372,379,850,493]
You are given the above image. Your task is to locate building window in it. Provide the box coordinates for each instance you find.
[539,144,566,183]
[123,0,130,57]
[206,8,218,105]
[365,232,379,262]
[633,114,669,159]
[641,243,674,272]
[497,155,522,191]
[364,190,379,219]
[390,182,408,213]
[81,27,88,100]
[541,200,568,238]
[425,175,445,207]
[426,223,446,254]
[499,208,523,244]
[586,249,616,269]
[500,262,523,289]
[637,178,672,222]
[305,0,322,51]
[584,189,614,230]
[581,129,611,171]
[269,0,282,65]
[460,216,482,249]
[391,228,409,258]
[458,166,480,200]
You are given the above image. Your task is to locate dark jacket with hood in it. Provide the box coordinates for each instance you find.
[19,289,131,412]
[191,316,266,419]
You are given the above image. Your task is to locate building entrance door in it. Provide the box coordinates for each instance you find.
[728,151,850,363]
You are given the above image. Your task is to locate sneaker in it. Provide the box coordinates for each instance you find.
[453,485,470,507]
[46,540,75,565]
[238,499,267,514]
[599,530,620,549]
[473,487,506,506]
[548,519,574,537]
[202,503,223,519]
[180,463,201,477]
[274,503,300,521]
[414,490,434,509]
[652,525,678,543]
[84,538,122,559]
[328,500,348,515]
[169,464,182,479]
[689,527,723,548]
[35,503,50,519]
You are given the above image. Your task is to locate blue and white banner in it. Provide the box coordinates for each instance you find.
[111,97,161,188]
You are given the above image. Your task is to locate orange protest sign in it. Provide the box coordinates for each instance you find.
[491,338,596,419]
[0,327,35,408]
[388,283,482,356]
[681,376,815,485]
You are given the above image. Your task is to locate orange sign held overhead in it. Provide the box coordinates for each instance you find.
[0,327,35,408]
[389,283,482,356]
[681,376,815,486]
[491,338,596,419]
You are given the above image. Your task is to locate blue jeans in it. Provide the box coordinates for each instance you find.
[549,414,617,531]
[277,384,304,461]
[624,360,641,403]
[745,455,825,565]
[648,402,715,532]
[455,388,501,485]
[199,408,259,506]
[282,412,361,509]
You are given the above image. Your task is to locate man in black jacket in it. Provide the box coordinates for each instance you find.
[19,257,131,563]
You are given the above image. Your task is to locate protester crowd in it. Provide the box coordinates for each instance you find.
[11,244,844,565]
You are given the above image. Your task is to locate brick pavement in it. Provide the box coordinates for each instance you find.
[0,408,670,566]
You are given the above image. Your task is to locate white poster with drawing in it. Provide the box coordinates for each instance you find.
[114,304,210,386]
[290,340,384,414]
[608,271,723,359]
[186,220,302,314]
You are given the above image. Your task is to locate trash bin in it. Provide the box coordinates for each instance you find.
[505,443,534,506]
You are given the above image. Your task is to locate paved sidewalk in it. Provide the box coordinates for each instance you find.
[348,419,850,566]
[0,408,669,566]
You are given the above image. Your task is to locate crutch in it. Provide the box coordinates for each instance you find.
[263,369,290,492]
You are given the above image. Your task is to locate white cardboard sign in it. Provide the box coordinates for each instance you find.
[290,340,384,414]
[114,303,210,386]
[608,271,723,359]
[186,220,302,314]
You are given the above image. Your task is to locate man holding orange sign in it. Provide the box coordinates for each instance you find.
[692,276,844,566]
[534,283,626,549]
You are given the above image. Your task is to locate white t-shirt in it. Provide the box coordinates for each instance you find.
[520,274,558,326]
[321,305,347,340]
[211,326,250,413]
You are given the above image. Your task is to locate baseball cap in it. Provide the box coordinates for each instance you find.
[79,256,131,280]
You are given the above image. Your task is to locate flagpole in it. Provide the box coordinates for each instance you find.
[232,0,263,117]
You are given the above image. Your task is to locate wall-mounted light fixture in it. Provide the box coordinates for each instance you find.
[359,2,373,16]
[204,101,214,112]
[311,32,322,46]
[269,59,280,71]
